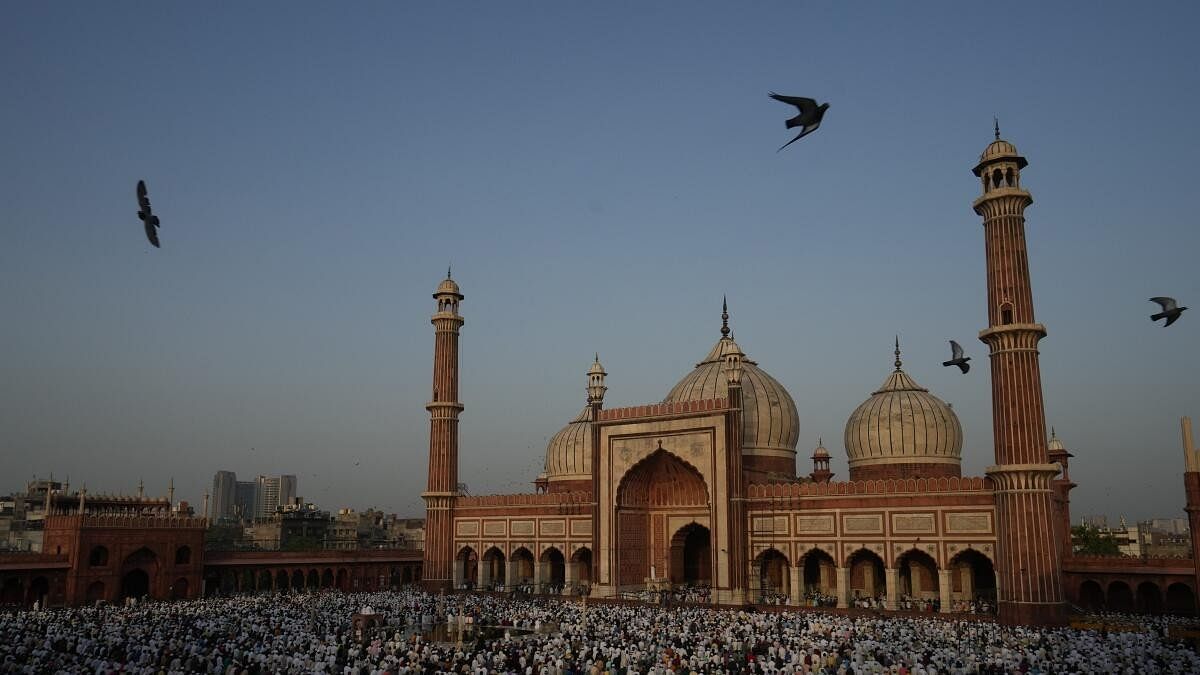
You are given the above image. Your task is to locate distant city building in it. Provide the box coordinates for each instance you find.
[210,471,236,521]
[255,475,297,519]
[1,477,66,552]
[234,481,257,521]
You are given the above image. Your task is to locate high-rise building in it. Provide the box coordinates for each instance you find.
[254,475,299,519]
[211,471,237,521]
[234,481,257,521]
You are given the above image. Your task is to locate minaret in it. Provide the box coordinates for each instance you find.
[587,353,607,585]
[1181,417,1200,610]
[422,269,464,592]
[973,126,1066,625]
[167,477,175,506]
[721,329,748,603]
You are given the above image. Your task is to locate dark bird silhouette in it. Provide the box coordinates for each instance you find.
[942,340,971,373]
[768,92,829,151]
[1150,297,1187,327]
[136,180,161,248]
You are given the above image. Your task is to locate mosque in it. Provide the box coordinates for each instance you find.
[421,132,1092,627]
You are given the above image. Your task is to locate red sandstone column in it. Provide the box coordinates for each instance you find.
[722,339,748,603]
[422,273,464,593]
[1182,417,1200,615]
[973,132,1066,626]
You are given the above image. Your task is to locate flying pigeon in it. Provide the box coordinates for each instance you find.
[136,180,161,248]
[768,92,829,151]
[1150,297,1187,327]
[942,340,971,373]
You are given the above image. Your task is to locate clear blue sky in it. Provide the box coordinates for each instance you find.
[2,2,1197,523]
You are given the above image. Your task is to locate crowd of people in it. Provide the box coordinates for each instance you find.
[2,588,1199,674]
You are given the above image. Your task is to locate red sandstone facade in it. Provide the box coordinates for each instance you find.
[420,133,1199,625]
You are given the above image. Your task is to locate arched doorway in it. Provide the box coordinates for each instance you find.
[1,578,22,605]
[28,577,49,607]
[1166,583,1196,614]
[306,569,319,590]
[949,549,996,607]
[258,570,273,592]
[670,523,712,586]
[171,578,189,600]
[1136,582,1163,613]
[336,568,348,591]
[801,549,836,597]
[122,569,150,600]
[482,547,506,589]
[847,549,885,601]
[276,570,290,593]
[511,548,535,586]
[322,569,334,588]
[457,546,479,589]
[540,547,566,592]
[896,549,939,603]
[291,570,304,591]
[1079,580,1104,611]
[121,547,158,601]
[86,581,105,604]
[616,449,709,589]
[756,549,789,601]
[1108,581,1133,612]
[570,547,592,591]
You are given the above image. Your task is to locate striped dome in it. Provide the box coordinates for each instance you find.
[844,359,962,472]
[543,405,593,482]
[664,336,800,457]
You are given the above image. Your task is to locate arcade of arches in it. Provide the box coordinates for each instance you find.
[751,546,999,612]
[455,545,589,593]
[201,562,422,597]
[1074,578,1197,615]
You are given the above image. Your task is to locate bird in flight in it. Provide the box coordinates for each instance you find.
[942,340,971,373]
[768,92,829,151]
[1149,297,1187,327]
[136,180,161,248]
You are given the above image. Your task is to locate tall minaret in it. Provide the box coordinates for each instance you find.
[721,326,748,604]
[973,125,1066,625]
[422,269,464,592]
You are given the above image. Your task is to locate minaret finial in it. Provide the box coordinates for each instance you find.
[818,436,823,447]
[994,117,1000,140]
[1051,426,1056,439]
[894,335,902,371]
[720,296,730,338]
[447,264,452,279]
[594,352,599,363]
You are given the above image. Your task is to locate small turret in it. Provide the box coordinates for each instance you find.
[810,438,833,483]
[587,354,607,405]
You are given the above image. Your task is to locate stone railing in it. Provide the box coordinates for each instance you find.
[747,475,992,499]
[456,491,591,507]
[596,398,727,422]
[46,514,208,530]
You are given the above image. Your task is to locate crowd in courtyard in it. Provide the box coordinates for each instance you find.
[1,588,1199,674]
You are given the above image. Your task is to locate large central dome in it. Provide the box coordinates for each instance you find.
[663,304,799,479]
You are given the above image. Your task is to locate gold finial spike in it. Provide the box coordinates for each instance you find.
[894,335,902,371]
[720,296,730,338]
[994,117,1000,140]
[446,264,452,279]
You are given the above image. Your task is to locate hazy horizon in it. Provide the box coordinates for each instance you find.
[2,2,1198,524]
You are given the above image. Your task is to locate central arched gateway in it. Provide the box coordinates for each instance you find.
[614,448,710,590]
